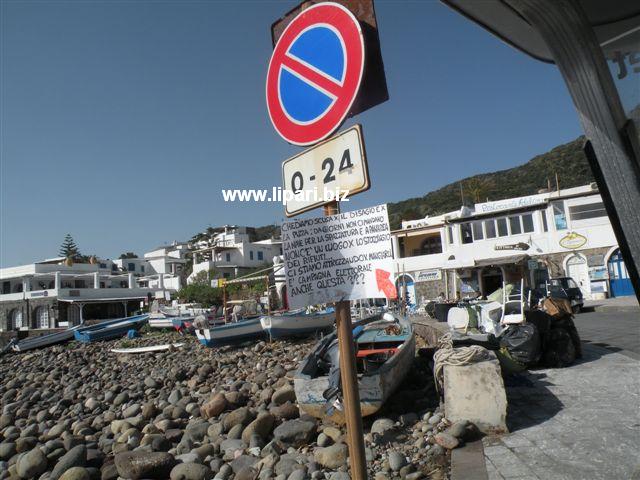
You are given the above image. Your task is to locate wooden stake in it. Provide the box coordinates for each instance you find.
[324,201,367,480]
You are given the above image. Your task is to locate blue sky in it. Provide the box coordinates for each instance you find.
[0,0,583,267]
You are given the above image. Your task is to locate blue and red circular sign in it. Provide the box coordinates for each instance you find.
[266,2,365,146]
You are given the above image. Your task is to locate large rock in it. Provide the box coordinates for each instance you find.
[434,432,459,450]
[169,462,213,480]
[202,393,227,419]
[443,350,507,434]
[16,447,48,479]
[271,386,296,406]
[222,407,253,432]
[241,413,275,444]
[114,451,176,479]
[59,467,91,480]
[273,419,316,447]
[50,445,87,480]
[313,443,348,469]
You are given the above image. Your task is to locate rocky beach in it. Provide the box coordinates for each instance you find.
[0,329,462,480]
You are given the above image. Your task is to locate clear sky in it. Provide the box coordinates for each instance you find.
[0,0,583,267]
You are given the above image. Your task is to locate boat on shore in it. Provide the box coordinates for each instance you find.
[260,309,335,339]
[195,315,265,347]
[10,325,85,353]
[74,314,149,343]
[293,312,415,423]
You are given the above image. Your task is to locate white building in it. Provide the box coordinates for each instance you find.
[189,226,282,283]
[391,184,634,305]
[0,257,169,332]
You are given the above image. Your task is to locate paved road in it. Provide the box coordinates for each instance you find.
[574,309,640,357]
[483,309,640,480]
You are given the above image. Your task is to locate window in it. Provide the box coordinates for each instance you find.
[99,263,107,268]
[522,214,534,233]
[141,265,145,273]
[447,226,454,244]
[541,211,548,232]
[484,220,496,239]
[225,253,231,262]
[569,202,607,220]
[249,251,254,261]
[11,309,23,329]
[112,264,117,271]
[552,201,567,230]
[472,221,484,240]
[509,216,522,235]
[128,263,135,271]
[460,223,473,244]
[497,218,508,237]
[418,235,443,255]
[257,251,264,261]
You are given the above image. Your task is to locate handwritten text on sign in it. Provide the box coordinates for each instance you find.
[281,204,397,308]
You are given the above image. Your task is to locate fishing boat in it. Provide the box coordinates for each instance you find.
[195,315,265,347]
[74,314,149,343]
[148,314,175,329]
[294,312,415,423]
[10,324,85,353]
[260,308,335,339]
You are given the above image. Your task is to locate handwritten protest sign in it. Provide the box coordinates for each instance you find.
[281,204,397,308]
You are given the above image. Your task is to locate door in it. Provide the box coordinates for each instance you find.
[566,255,591,298]
[35,307,50,329]
[608,249,634,297]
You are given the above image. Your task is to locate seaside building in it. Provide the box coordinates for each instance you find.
[0,257,170,332]
[189,226,282,283]
[391,184,634,306]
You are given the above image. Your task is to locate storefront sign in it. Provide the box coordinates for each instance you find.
[494,242,530,251]
[475,193,547,214]
[589,266,608,280]
[281,204,396,308]
[559,232,587,250]
[416,269,442,282]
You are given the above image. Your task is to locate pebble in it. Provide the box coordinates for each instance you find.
[388,451,408,471]
[169,462,213,480]
[313,443,348,469]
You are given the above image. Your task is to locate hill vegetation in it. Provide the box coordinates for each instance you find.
[195,136,594,240]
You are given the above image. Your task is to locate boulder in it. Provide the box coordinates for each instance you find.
[202,393,228,419]
[313,443,348,469]
[273,420,316,447]
[16,447,48,479]
[443,350,507,434]
[241,413,275,444]
[114,451,176,479]
[169,462,213,480]
[50,445,87,480]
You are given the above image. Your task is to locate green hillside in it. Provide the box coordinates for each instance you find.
[194,136,594,241]
[386,136,594,229]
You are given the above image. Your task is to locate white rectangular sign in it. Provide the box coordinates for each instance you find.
[281,204,397,308]
[282,125,369,217]
[416,269,442,282]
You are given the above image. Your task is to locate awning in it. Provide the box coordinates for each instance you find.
[474,254,529,268]
[441,0,639,63]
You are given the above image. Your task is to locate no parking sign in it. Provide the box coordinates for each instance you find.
[266,2,365,146]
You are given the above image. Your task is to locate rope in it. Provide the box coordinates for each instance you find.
[433,333,491,393]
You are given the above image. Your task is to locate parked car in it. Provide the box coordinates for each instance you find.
[546,277,584,313]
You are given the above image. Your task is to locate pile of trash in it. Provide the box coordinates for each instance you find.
[445,283,582,372]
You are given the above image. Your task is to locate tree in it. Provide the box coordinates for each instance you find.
[59,234,80,258]
[176,284,222,308]
[119,252,138,259]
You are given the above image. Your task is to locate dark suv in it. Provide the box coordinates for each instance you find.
[546,277,584,313]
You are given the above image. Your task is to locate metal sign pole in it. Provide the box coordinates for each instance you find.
[324,201,367,480]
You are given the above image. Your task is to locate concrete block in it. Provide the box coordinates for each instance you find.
[444,350,508,434]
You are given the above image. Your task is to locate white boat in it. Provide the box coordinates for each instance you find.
[260,309,335,339]
[195,316,265,347]
[148,314,175,329]
[110,343,184,354]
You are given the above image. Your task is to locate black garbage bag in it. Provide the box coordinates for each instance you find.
[552,316,582,359]
[499,324,541,366]
[543,328,576,367]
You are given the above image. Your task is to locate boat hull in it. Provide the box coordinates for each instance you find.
[260,311,335,339]
[294,315,415,424]
[74,315,149,343]
[195,317,265,347]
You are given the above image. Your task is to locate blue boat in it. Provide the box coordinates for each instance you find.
[74,314,149,343]
[195,316,265,347]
